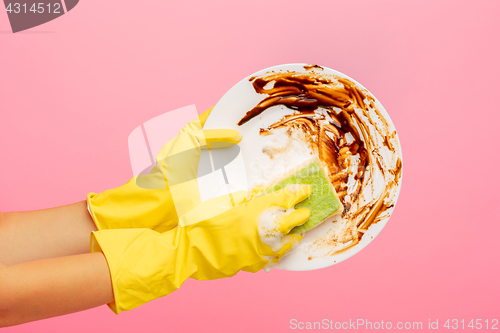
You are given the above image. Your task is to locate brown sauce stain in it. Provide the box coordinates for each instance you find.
[304,64,324,71]
[238,70,402,250]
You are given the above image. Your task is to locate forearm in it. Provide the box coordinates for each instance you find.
[0,252,113,327]
[0,201,97,265]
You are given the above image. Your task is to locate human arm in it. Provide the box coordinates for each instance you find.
[0,202,97,266]
[0,252,113,328]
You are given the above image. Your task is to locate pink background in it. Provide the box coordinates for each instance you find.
[1,0,499,332]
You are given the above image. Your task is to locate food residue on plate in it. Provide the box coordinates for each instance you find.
[238,66,402,257]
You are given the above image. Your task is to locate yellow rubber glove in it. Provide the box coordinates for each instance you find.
[86,107,241,232]
[91,184,312,314]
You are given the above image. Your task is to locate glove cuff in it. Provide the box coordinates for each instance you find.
[86,193,103,231]
[90,229,186,314]
[90,231,120,314]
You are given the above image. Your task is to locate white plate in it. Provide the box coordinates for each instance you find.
[202,63,403,271]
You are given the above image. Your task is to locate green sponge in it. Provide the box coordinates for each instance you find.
[264,158,343,234]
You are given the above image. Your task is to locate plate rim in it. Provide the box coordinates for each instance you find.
[206,63,404,271]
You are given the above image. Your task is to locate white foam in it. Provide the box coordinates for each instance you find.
[248,128,314,189]
[258,206,300,272]
[258,206,292,252]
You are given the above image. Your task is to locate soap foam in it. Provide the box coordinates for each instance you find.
[258,206,298,272]
[249,127,315,189]
[258,206,293,251]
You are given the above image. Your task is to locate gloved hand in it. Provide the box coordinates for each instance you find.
[91,184,312,314]
[86,107,241,232]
